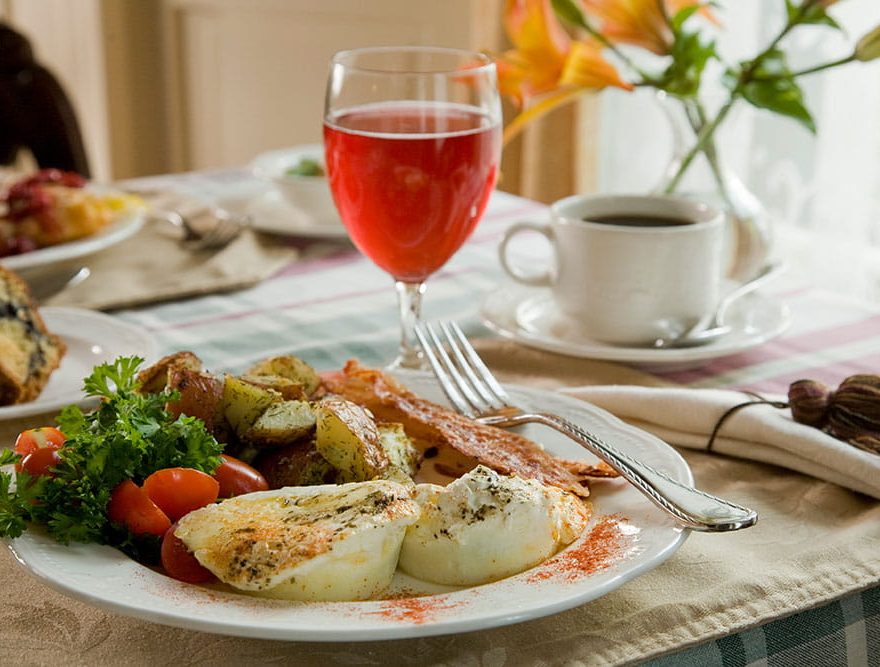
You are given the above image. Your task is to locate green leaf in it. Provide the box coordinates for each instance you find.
[671,5,701,33]
[0,470,29,538]
[0,449,19,465]
[82,356,144,398]
[740,48,816,133]
[797,2,842,30]
[285,158,324,178]
[551,0,589,29]
[657,30,718,97]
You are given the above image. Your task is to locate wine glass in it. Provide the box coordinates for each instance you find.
[323,46,502,369]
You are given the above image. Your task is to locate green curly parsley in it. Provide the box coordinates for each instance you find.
[0,356,223,547]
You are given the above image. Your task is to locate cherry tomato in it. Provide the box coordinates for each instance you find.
[20,446,61,477]
[214,454,269,498]
[108,480,171,537]
[14,427,66,471]
[143,468,219,522]
[161,523,215,584]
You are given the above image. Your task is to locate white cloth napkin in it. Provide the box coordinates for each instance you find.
[561,385,880,500]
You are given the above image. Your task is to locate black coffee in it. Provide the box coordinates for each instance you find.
[586,214,693,227]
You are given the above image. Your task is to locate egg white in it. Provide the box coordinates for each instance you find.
[398,466,591,586]
[174,479,420,601]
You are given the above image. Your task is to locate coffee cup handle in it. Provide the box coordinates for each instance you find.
[498,221,555,288]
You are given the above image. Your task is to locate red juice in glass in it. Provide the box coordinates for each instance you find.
[324,101,500,283]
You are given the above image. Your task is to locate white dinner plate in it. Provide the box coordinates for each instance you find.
[0,209,145,272]
[0,307,160,420]
[6,372,689,641]
[481,284,791,369]
[219,190,349,240]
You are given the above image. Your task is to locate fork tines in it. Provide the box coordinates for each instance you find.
[414,321,510,419]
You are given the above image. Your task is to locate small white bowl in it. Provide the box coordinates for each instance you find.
[251,144,340,226]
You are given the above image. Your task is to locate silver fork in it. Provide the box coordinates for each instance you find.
[160,208,251,251]
[414,321,758,532]
[122,186,251,251]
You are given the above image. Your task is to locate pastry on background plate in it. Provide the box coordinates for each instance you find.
[0,168,140,257]
[0,265,66,404]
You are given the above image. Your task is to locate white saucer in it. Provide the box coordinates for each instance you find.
[219,190,349,240]
[0,307,159,420]
[480,284,791,368]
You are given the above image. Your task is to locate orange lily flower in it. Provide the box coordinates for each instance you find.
[498,0,631,105]
[497,0,632,143]
[583,0,717,55]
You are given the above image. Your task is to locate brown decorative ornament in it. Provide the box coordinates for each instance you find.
[788,374,880,452]
[787,379,832,428]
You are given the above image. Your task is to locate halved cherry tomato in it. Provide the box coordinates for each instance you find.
[14,427,65,471]
[108,480,171,537]
[20,446,61,477]
[213,454,269,498]
[161,523,215,584]
[143,468,219,522]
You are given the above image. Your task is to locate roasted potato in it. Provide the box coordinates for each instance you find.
[253,440,337,488]
[377,423,421,478]
[246,355,321,396]
[239,373,307,400]
[315,398,389,482]
[221,374,283,438]
[137,351,203,394]
[244,400,316,446]
[165,368,225,433]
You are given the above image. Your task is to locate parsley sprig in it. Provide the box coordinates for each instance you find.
[0,356,223,545]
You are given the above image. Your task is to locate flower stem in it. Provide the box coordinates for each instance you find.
[663,99,735,194]
[663,3,810,193]
[681,99,733,206]
[760,54,857,80]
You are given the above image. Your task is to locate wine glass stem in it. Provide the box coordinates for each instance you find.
[394,280,426,369]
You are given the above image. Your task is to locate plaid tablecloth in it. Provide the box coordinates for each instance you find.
[15,168,880,665]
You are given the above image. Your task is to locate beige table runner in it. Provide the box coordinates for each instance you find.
[43,219,297,311]
[1,341,878,666]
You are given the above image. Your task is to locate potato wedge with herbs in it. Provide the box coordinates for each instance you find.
[137,351,203,394]
[377,423,421,478]
[253,440,337,488]
[315,398,388,482]
[244,400,317,446]
[221,374,282,438]
[246,355,321,396]
[239,373,307,400]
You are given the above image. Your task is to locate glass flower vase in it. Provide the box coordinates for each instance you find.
[655,93,772,283]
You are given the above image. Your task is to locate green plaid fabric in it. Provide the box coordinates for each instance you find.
[647,586,880,666]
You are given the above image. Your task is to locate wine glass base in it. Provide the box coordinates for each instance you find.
[384,349,430,372]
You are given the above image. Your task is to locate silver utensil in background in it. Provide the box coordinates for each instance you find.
[22,265,91,302]
[121,186,251,251]
[156,207,251,251]
[653,261,785,349]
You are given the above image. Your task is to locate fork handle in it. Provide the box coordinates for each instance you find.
[514,413,758,532]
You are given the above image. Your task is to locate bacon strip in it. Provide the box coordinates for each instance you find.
[321,361,590,497]
[562,459,620,480]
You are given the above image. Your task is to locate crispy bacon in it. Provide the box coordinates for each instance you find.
[321,360,590,498]
[562,459,620,480]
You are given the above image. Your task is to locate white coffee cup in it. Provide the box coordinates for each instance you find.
[499,194,725,346]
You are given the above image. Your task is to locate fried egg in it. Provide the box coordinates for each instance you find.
[398,465,591,586]
[174,480,420,601]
